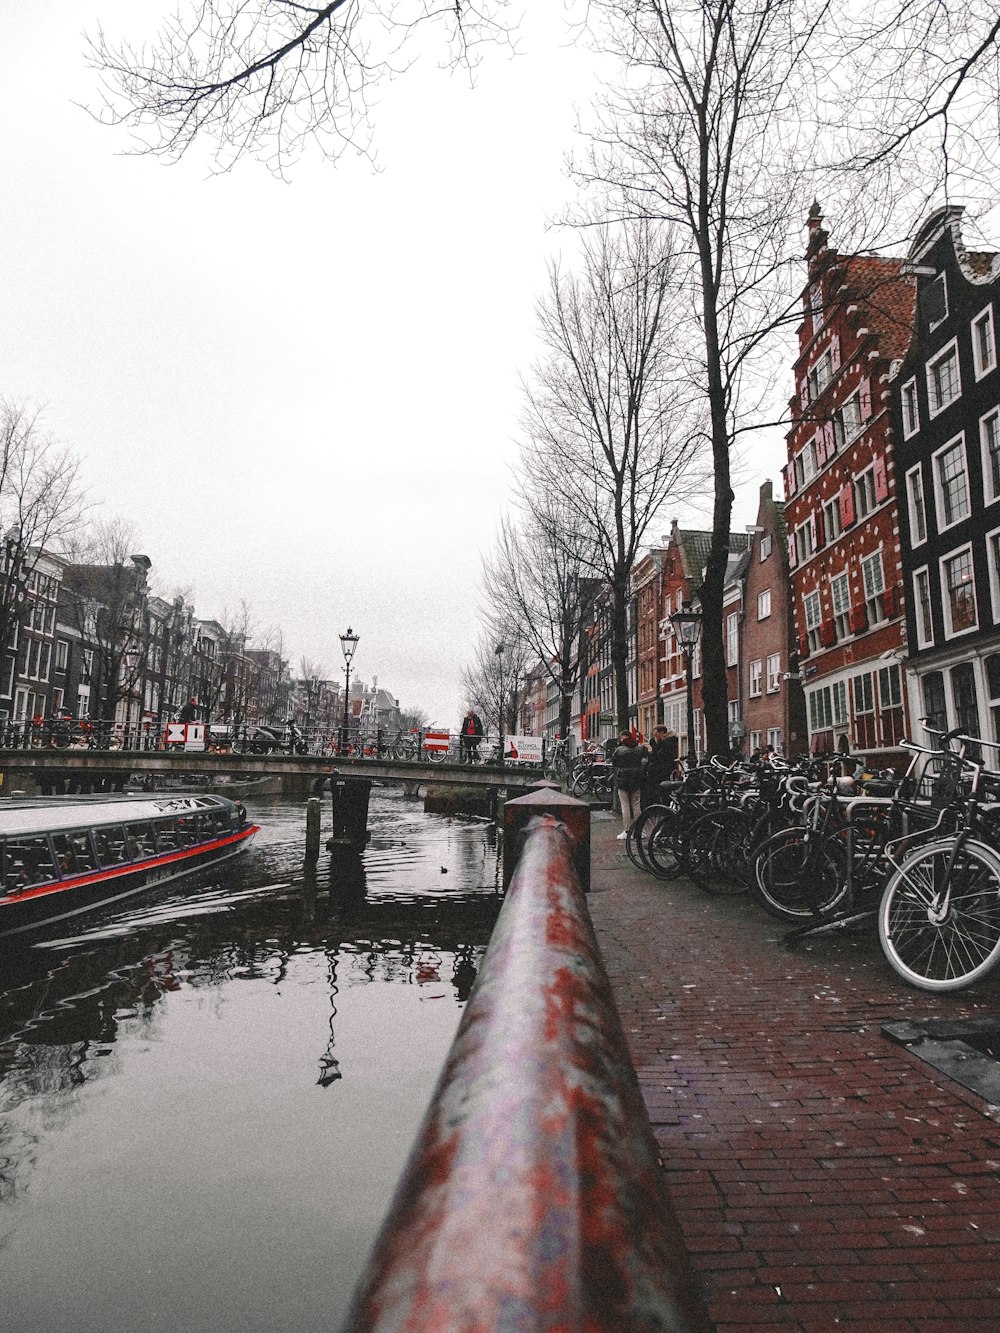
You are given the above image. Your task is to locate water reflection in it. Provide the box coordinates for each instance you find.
[0,788,503,1333]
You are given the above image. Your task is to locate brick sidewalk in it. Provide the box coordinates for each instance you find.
[586,812,1000,1331]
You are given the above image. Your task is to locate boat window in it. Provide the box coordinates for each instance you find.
[94,826,131,867]
[3,837,58,889]
[175,816,198,846]
[126,822,158,858]
[202,809,229,837]
[155,819,179,852]
[52,831,98,876]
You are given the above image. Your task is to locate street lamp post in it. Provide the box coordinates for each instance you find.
[670,604,703,766]
[339,628,359,754]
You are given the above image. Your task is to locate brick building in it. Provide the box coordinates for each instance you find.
[784,205,916,759]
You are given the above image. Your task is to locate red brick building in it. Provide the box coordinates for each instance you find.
[784,206,916,759]
[632,546,669,739]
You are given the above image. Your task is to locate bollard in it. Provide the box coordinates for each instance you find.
[503,786,590,892]
[305,796,321,861]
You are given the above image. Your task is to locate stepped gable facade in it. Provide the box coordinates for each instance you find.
[889,206,1000,746]
[783,205,916,759]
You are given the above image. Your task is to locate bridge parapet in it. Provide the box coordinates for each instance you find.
[344,794,708,1332]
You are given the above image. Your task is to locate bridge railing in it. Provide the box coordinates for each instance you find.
[343,790,708,1333]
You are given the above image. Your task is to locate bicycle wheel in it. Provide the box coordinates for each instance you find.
[751,828,849,923]
[685,809,751,896]
[626,804,671,871]
[644,810,687,880]
[570,768,594,797]
[878,837,1000,992]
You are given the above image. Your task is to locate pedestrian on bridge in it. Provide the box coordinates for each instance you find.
[459,709,483,763]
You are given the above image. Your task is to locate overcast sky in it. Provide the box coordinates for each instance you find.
[1,4,783,727]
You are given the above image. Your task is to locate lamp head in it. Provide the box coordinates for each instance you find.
[340,627,359,663]
[670,604,703,649]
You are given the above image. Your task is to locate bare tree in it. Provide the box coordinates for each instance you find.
[460,631,530,739]
[519,216,705,731]
[0,400,88,693]
[61,518,150,721]
[481,497,596,742]
[87,0,515,174]
[579,0,835,754]
[219,600,258,724]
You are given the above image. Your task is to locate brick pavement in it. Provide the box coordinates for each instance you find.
[586,812,1000,1331]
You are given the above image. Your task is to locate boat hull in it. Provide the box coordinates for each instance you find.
[0,825,259,940]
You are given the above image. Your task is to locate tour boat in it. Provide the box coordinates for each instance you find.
[0,794,260,939]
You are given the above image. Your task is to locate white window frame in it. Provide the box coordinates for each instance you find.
[928,272,949,332]
[901,377,920,438]
[939,543,978,639]
[981,407,1000,507]
[759,534,772,562]
[861,551,885,625]
[804,588,822,652]
[822,495,841,544]
[932,432,971,533]
[973,304,997,380]
[766,727,782,752]
[766,653,781,693]
[726,611,739,667]
[987,523,1000,627]
[830,571,851,640]
[927,338,961,417]
[750,730,762,753]
[912,565,934,650]
[906,464,927,546]
[855,467,878,520]
[757,588,772,620]
[749,659,763,698]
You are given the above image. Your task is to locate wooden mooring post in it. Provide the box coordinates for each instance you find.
[305,797,322,861]
[325,776,373,852]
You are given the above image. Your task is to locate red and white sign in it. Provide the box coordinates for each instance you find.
[423,730,451,753]
[504,735,543,764]
[164,722,206,751]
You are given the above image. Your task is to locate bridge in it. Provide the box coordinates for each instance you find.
[0,747,546,790]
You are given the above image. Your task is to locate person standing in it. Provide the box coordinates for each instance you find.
[611,731,647,839]
[643,724,679,807]
[459,709,483,763]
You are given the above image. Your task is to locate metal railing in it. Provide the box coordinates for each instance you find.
[343,798,708,1332]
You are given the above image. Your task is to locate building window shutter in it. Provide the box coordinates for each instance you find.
[809,511,818,550]
[820,619,837,647]
[849,604,868,634]
[859,376,872,420]
[839,483,856,529]
[814,507,825,547]
[823,420,835,458]
[782,462,796,498]
[798,633,809,659]
[872,453,888,502]
[787,533,797,568]
[830,334,840,371]
[814,428,825,464]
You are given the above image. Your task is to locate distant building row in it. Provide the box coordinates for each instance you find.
[520,205,1000,762]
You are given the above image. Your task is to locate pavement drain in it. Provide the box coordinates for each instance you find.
[883,1015,1000,1106]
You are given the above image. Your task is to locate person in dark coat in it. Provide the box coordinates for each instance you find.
[642,724,679,807]
[179,697,198,724]
[611,731,647,839]
[459,709,484,763]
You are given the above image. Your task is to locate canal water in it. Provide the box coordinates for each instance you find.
[0,789,503,1332]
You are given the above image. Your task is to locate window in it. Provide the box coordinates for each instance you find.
[906,466,927,545]
[941,546,977,635]
[804,589,822,652]
[82,648,94,681]
[951,661,981,743]
[750,730,762,753]
[927,339,961,415]
[749,659,763,697]
[933,435,970,529]
[807,348,835,401]
[861,552,885,624]
[927,272,948,329]
[912,567,934,649]
[855,468,878,520]
[853,670,877,748]
[830,572,851,640]
[808,681,847,732]
[726,612,739,667]
[822,495,841,544]
[973,305,996,379]
[810,283,824,333]
[767,727,782,752]
[795,522,814,564]
[878,663,902,708]
[759,534,772,561]
[834,389,863,448]
[922,672,947,736]
[757,589,771,620]
[766,654,781,693]
[988,654,1000,745]
[901,378,919,438]
[981,409,1000,505]
[988,527,1000,624]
